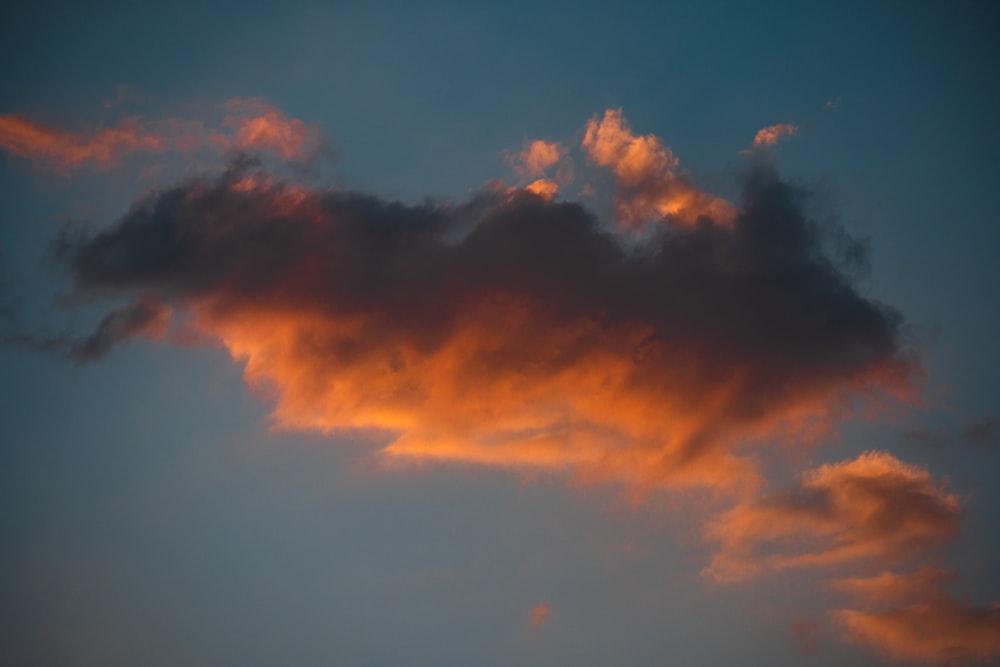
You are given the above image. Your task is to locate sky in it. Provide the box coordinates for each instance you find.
[1,1,999,665]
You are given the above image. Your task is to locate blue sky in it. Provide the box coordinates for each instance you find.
[2,2,999,665]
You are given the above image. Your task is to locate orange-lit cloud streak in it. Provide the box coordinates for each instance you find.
[0,115,167,171]
[0,99,323,172]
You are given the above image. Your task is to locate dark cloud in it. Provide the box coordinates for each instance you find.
[1,244,168,362]
[66,296,169,363]
[47,159,915,487]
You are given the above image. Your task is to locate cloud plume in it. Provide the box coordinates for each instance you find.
[0,98,323,172]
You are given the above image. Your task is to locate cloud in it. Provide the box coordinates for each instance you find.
[703,452,959,583]
[0,115,168,171]
[515,140,563,178]
[750,123,799,149]
[836,601,1000,665]
[582,109,736,229]
[831,567,954,608]
[0,98,324,172]
[529,603,551,629]
[706,452,1000,663]
[524,178,558,200]
[833,570,1000,665]
[49,151,915,494]
[218,98,324,161]
[67,296,171,363]
[13,105,975,663]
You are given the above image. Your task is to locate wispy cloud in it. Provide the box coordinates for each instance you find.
[0,98,325,172]
[703,452,959,583]
[0,114,169,171]
[833,568,1000,665]
[750,123,799,149]
[704,451,1000,664]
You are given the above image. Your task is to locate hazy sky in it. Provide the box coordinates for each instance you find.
[2,2,999,666]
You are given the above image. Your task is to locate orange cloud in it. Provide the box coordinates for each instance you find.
[529,602,551,629]
[0,115,166,171]
[826,568,1000,663]
[836,597,1000,665]
[582,109,735,229]
[525,178,558,200]
[751,123,798,148]
[704,452,959,583]
[0,99,323,172]
[831,567,954,607]
[517,139,563,178]
[219,98,323,161]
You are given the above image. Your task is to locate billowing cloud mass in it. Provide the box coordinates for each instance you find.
[52,153,913,493]
[751,123,799,148]
[0,99,322,171]
[582,109,735,228]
